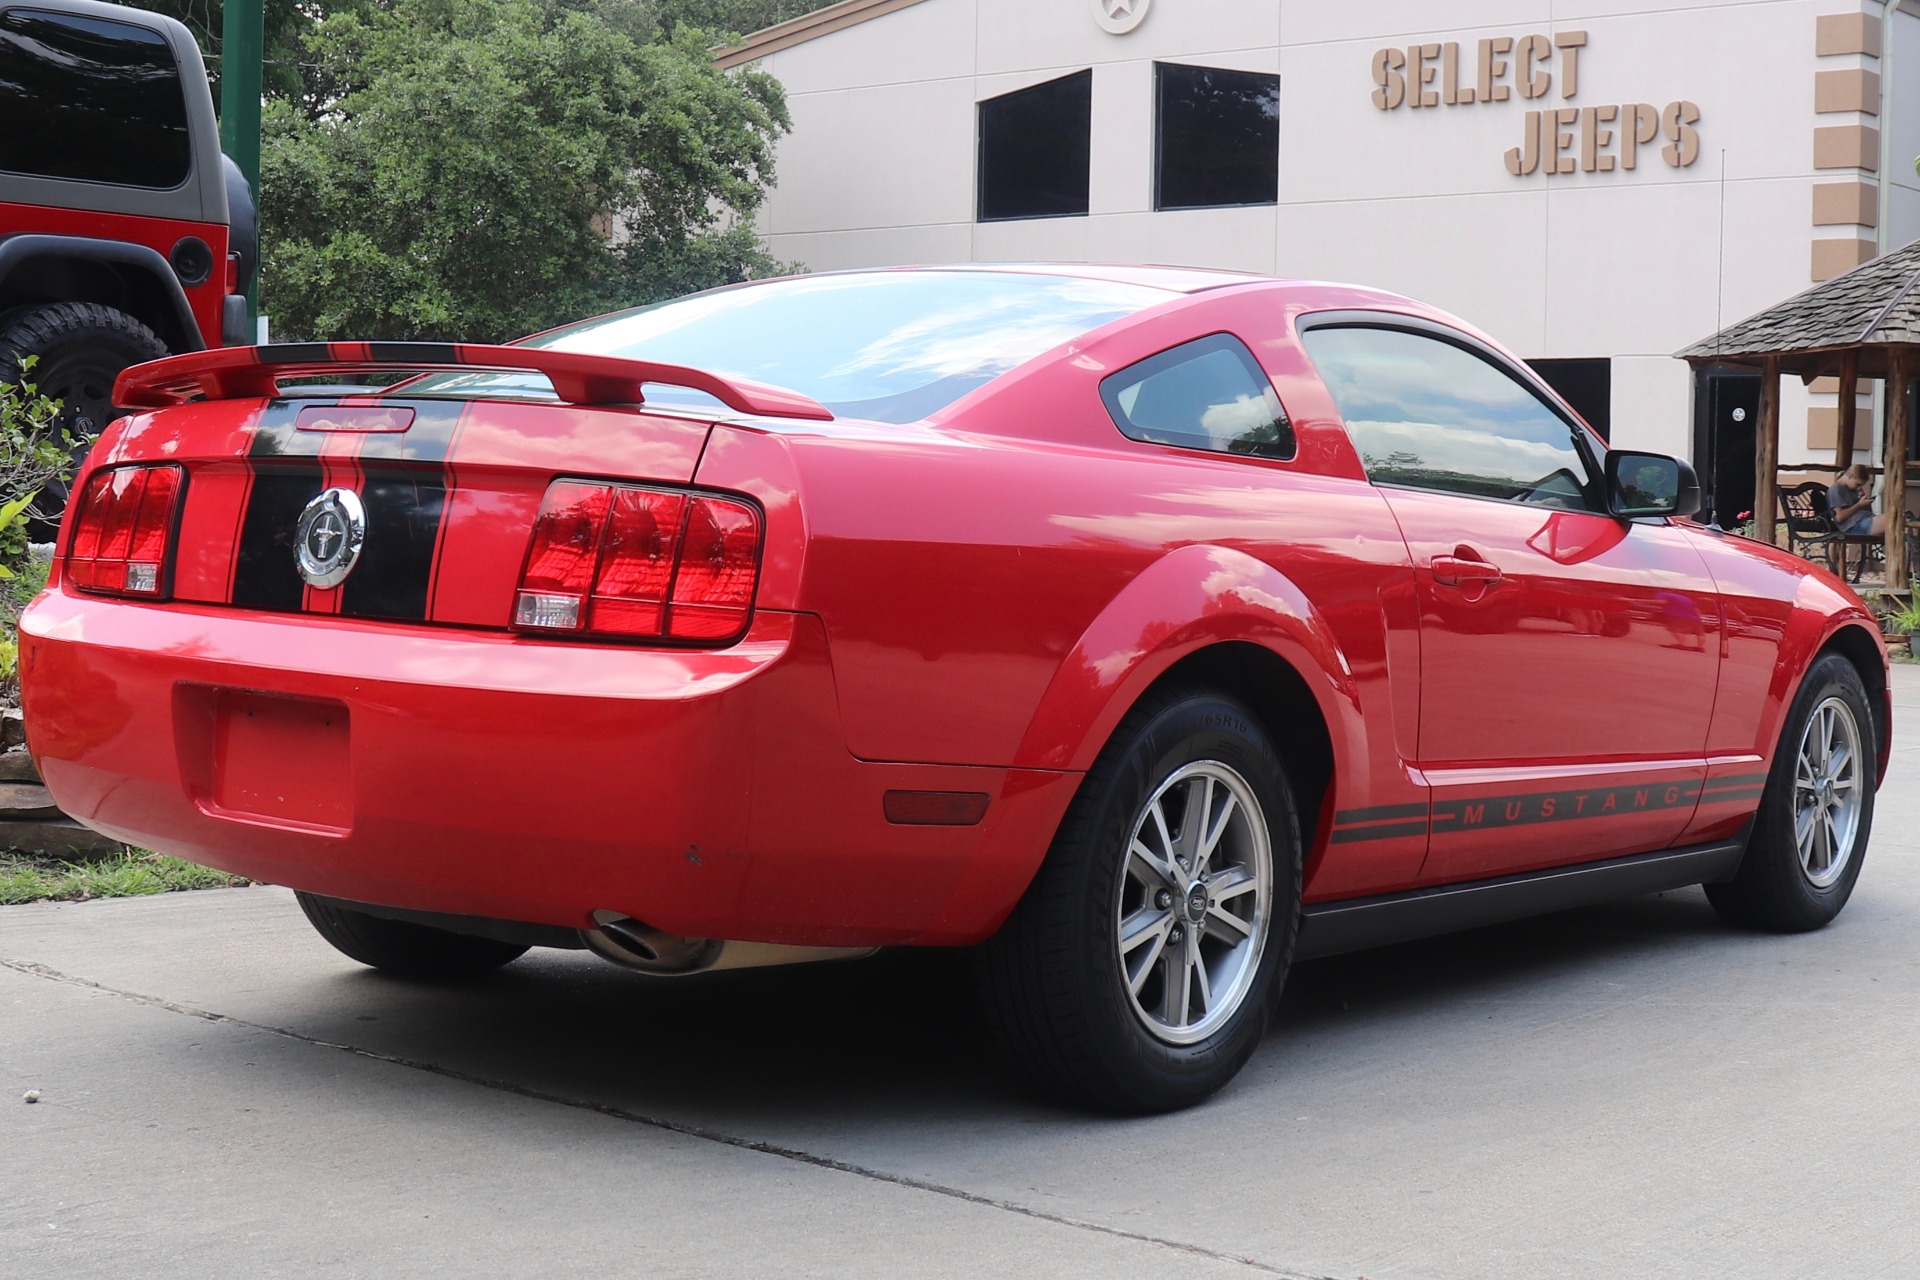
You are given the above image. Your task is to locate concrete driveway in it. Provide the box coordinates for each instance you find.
[5,665,1919,1280]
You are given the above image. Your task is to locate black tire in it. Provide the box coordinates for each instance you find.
[977,688,1301,1113]
[0,302,170,535]
[296,892,530,980]
[1706,652,1875,932]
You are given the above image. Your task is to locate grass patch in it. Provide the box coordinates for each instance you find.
[0,847,250,905]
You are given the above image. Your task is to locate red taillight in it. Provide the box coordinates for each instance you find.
[513,481,760,644]
[66,465,185,598]
[513,481,613,631]
[667,497,760,640]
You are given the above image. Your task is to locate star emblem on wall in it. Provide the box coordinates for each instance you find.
[1092,0,1151,35]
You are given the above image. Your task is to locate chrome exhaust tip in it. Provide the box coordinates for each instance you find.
[581,911,877,976]
[582,912,721,974]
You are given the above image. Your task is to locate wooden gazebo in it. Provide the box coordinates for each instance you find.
[1677,238,1920,589]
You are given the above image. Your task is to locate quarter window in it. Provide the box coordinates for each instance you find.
[978,70,1092,222]
[1102,334,1295,461]
[0,8,191,189]
[1300,325,1600,510]
[1155,63,1280,211]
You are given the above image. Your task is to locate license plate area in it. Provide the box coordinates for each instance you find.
[175,686,352,834]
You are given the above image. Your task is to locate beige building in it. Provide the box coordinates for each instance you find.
[722,0,1920,524]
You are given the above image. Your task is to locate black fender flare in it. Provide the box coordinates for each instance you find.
[0,234,205,353]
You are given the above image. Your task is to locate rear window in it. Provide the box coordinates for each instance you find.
[0,7,191,188]
[418,271,1175,423]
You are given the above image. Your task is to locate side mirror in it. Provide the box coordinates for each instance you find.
[1605,450,1701,519]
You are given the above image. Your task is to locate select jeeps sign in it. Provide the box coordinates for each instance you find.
[1368,30,1701,176]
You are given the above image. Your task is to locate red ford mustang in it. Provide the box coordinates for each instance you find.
[19,265,1888,1112]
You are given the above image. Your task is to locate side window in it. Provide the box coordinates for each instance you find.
[1299,324,1601,510]
[1101,334,1295,461]
[0,8,191,189]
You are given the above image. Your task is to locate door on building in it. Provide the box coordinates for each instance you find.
[1692,367,1760,528]
[1299,321,1720,884]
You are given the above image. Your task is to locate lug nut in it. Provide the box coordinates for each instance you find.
[1155,890,1173,910]
[1169,925,1185,944]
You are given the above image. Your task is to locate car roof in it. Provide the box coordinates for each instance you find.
[809,262,1274,295]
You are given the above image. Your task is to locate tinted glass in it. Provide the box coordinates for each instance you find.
[417,272,1174,423]
[0,8,190,188]
[1102,334,1294,461]
[1301,325,1601,510]
[978,70,1091,221]
[1155,63,1279,210]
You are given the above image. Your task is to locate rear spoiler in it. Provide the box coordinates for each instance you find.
[112,341,835,421]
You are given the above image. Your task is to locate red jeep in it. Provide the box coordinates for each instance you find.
[0,0,254,511]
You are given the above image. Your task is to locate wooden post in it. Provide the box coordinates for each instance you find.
[1755,355,1781,545]
[1836,349,1860,468]
[1887,348,1911,589]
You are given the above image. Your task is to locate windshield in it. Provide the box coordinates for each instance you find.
[411,271,1176,423]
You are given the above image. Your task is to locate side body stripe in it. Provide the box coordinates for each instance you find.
[1330,772,1771,845]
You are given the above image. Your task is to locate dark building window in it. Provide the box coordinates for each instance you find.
[0,7,190,188]
[977,70,1091,221]
[1155,63,1279,211]
[1527,358,1612,441]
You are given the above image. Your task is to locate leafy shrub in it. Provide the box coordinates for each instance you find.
[0,356,76,565]
[0,358,74,701]
[1887,587,1920,635]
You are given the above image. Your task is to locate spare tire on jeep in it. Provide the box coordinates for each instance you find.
[1,301,168,536]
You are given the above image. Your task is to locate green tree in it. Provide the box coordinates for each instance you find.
[135,0,833,104]
[260,0,794,342]
[650,0,837,36]
[135,0,366,105]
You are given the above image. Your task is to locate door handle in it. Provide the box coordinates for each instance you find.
[1429,554,1502,587]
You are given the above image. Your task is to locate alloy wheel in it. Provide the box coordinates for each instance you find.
[1114,760,1272,1046]
[1793,694,1863,889]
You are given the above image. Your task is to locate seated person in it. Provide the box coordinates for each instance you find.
[1828,463,1888,536]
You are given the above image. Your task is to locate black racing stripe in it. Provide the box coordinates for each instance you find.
[1330,820,1429,845]
[368,342,461,365]
[1698,787,1766,805]
[232,464,324,610]
[246,398,310,458]
[257,342,332,363]
[1704,773,1769,788]
[243,397,462,465]
[339,467,446,622]
[359,397,465,465]
[1333,803,1429,825]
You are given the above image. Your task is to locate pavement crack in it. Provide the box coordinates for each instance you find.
[1,954,1331,1279]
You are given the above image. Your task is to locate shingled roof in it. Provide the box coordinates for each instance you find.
[1676,238,1920,367]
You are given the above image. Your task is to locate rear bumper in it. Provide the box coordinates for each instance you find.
[18,591,1078,946]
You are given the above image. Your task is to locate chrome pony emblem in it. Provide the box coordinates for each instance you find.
[294,488,366,588]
